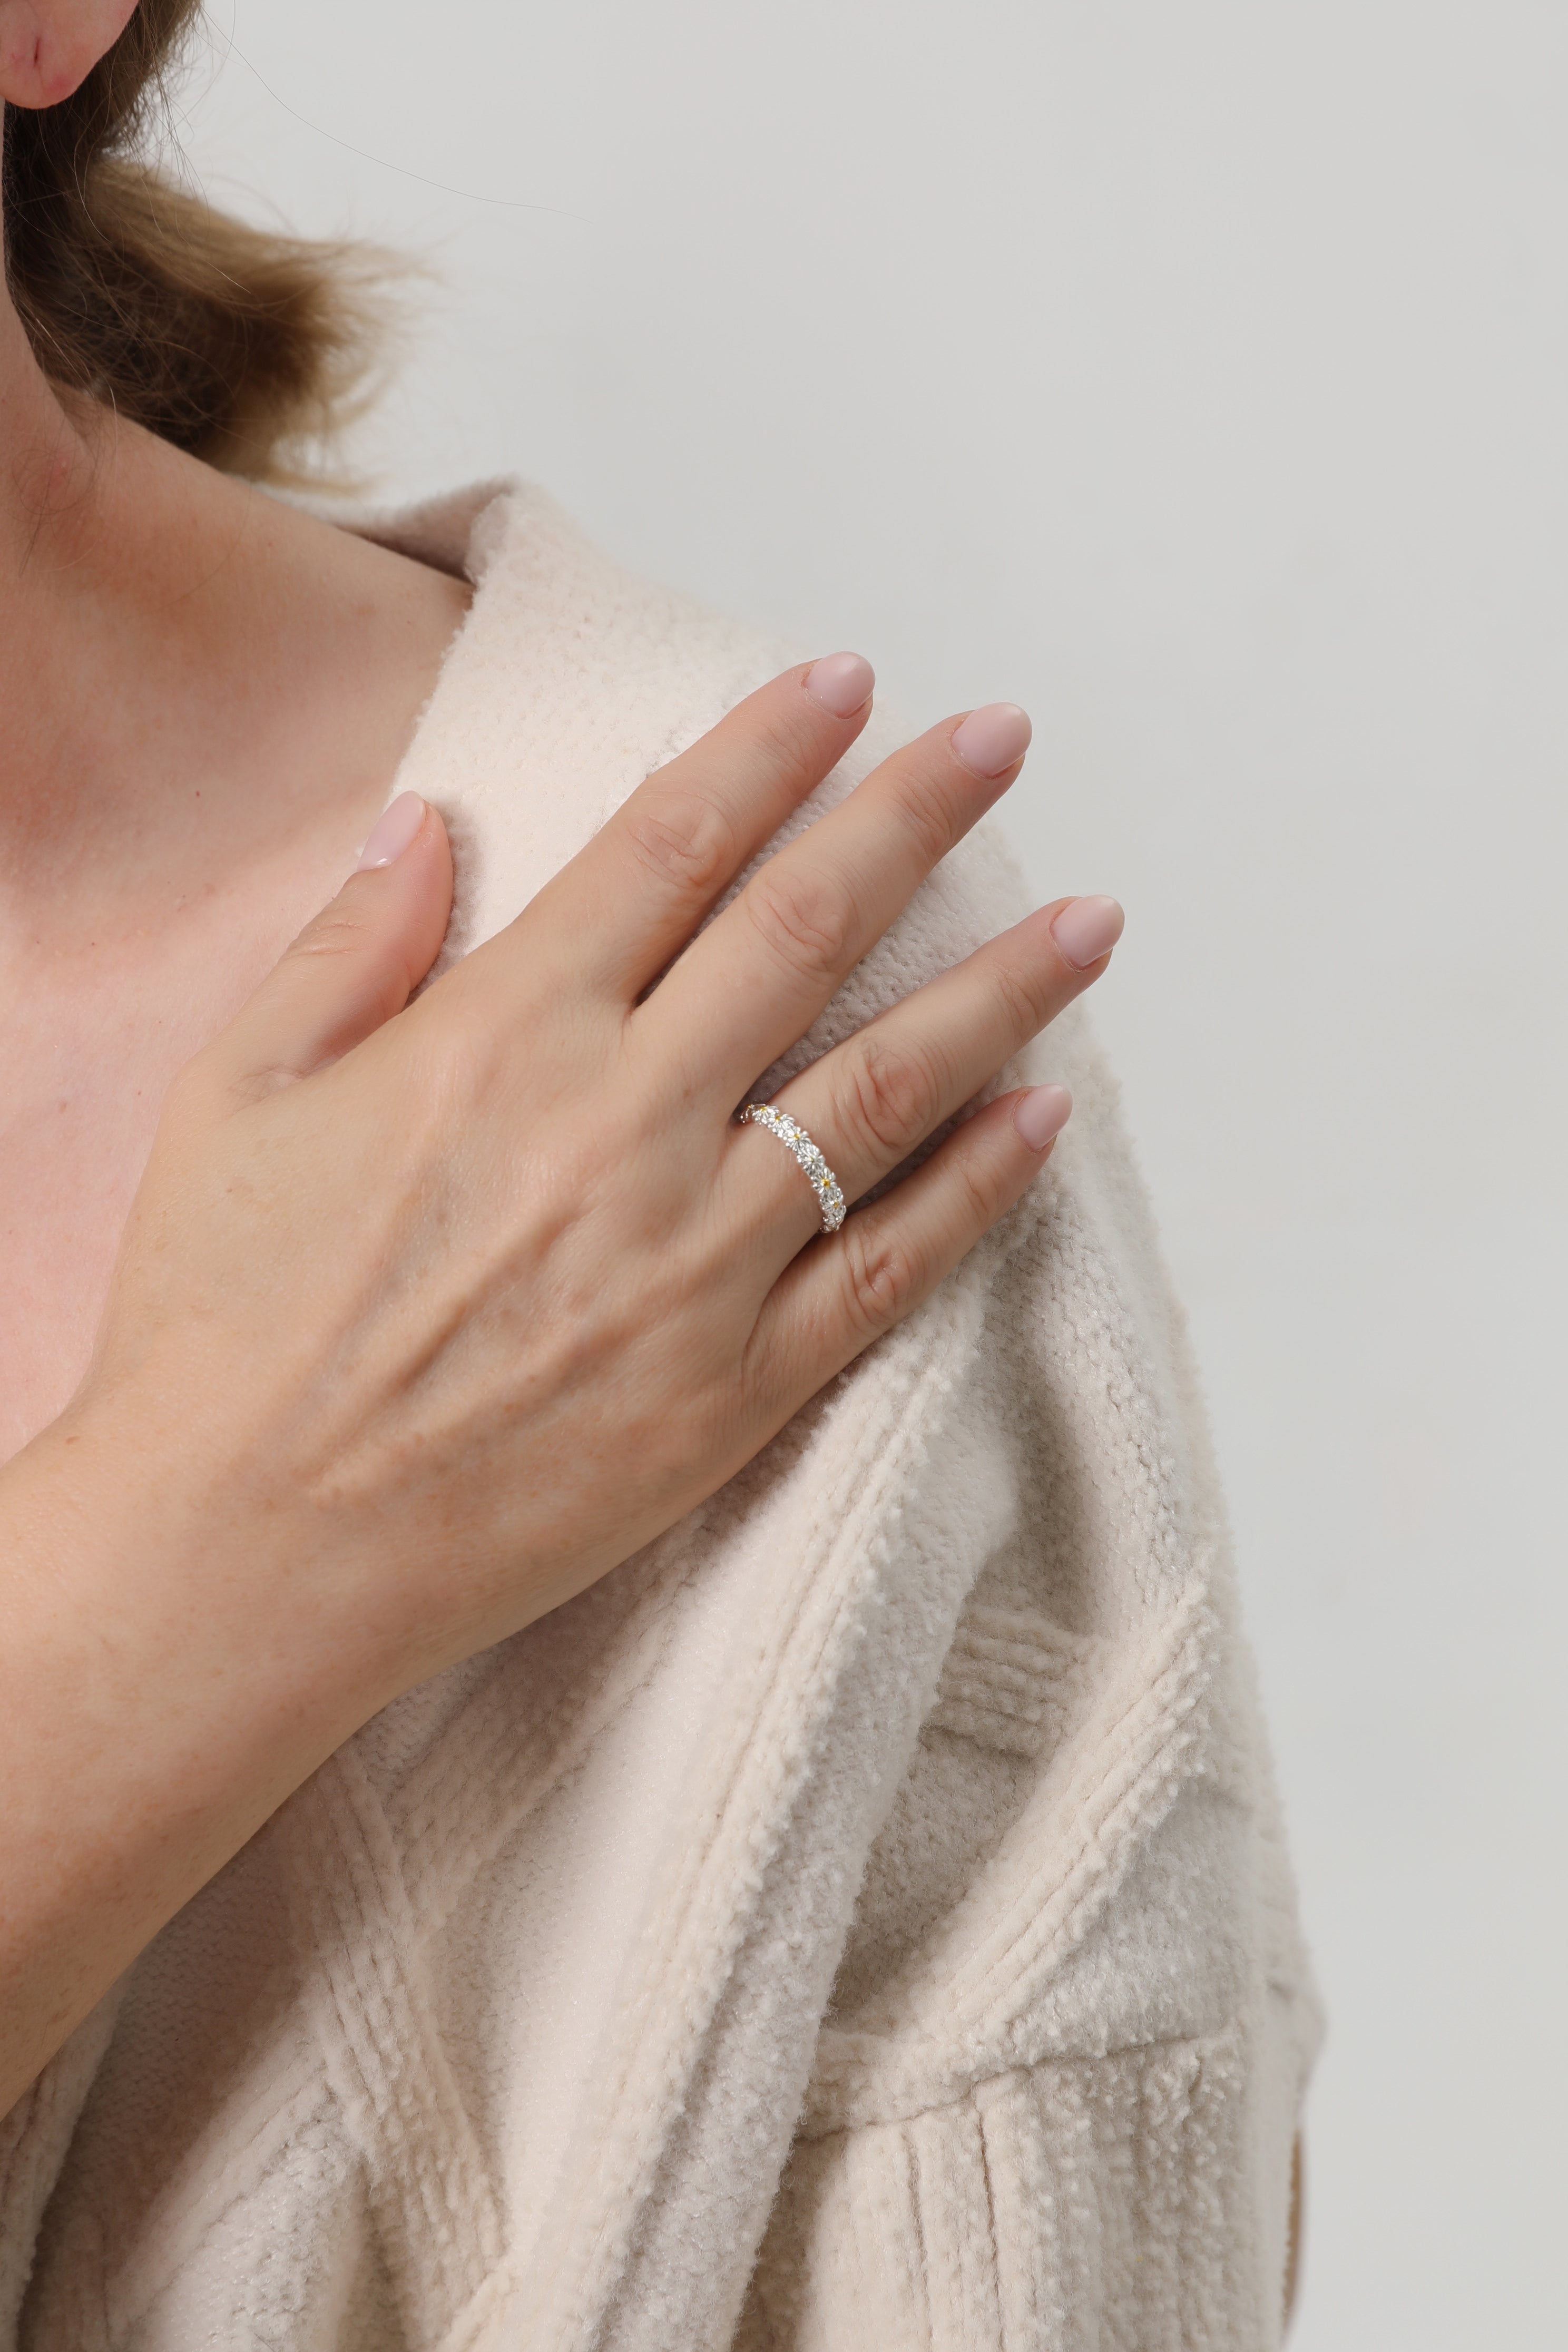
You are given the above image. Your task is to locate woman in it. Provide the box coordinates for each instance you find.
[0,2,1318,2344]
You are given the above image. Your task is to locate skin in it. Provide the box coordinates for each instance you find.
[0,0,1121,2128]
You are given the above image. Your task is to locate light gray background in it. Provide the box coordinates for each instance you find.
[176,5,1566,2342]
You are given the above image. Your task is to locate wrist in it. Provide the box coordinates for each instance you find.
[8,1396,386,1761]
[0,1402,390,2111]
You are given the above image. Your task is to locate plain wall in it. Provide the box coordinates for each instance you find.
[179,5,1567,2341]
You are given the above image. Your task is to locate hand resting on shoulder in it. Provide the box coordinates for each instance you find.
[0,652,1123,2116]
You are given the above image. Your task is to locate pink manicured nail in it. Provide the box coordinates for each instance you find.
[805,652,876,717]
[950,703,1032,778]
[1050,895,1125,970]
[1014,1083,1072,1150]
[356,791,426,871]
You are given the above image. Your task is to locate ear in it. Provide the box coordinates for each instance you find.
[0,0,139,109]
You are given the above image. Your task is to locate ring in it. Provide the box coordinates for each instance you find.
[739,1102,847,1234]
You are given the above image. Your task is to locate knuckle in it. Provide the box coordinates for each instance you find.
[708,671,839,783]
[733,690,822,771]
[625,789,740,903]
[887,771,960,871]
[290,905,379,965]
[955,1145,1010,1231]
[945,1133,1020,1241]
[839,1221,920,1339]
[989,952,1054,1041]
[839,1036,944,1159]
[744,866,854,988]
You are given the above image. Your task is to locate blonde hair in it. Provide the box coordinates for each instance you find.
[2,0,389,481]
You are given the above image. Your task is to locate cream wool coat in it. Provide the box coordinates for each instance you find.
[0,484,1320,2350]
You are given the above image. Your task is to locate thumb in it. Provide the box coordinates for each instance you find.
[204,793,454,1101]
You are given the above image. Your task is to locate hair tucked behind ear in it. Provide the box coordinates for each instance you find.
[2,0,393,482]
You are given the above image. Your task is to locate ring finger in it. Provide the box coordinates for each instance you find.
[718,893,1124,1268]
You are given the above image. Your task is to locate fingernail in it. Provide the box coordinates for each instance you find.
[950,703,1032,778]
[357,791,426,871]
[1014,1083,1073,1150]
[805,652,876,717]
[1050,895,1125,970]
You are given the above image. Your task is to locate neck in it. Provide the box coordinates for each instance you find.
[0,291,95,560]
[0,290,252,872]
[0,271,469,948]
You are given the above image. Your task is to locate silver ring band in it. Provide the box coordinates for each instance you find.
[739,1102,847,1234]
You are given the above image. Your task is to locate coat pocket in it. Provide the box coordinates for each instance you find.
[738,2030,1272,2352]
[809,1583,1234,2137]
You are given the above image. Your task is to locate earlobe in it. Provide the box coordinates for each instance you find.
[0,0,139,110]
[0,4,44,108]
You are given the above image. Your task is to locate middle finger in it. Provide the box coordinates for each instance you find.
[639,702,1034,1105]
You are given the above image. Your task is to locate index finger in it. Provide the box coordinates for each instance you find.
[642,701,1032,1109]
[525,654,876,1001]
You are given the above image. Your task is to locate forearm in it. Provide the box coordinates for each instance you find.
[0,1409,378,2119]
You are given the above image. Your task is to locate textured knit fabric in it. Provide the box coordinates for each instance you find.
[0,483,1320,2350]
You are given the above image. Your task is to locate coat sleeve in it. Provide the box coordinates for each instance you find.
[734,830,1323,2348]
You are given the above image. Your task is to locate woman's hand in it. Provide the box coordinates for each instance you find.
[0,655,1122,2108]
[86,654,1119,1682]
